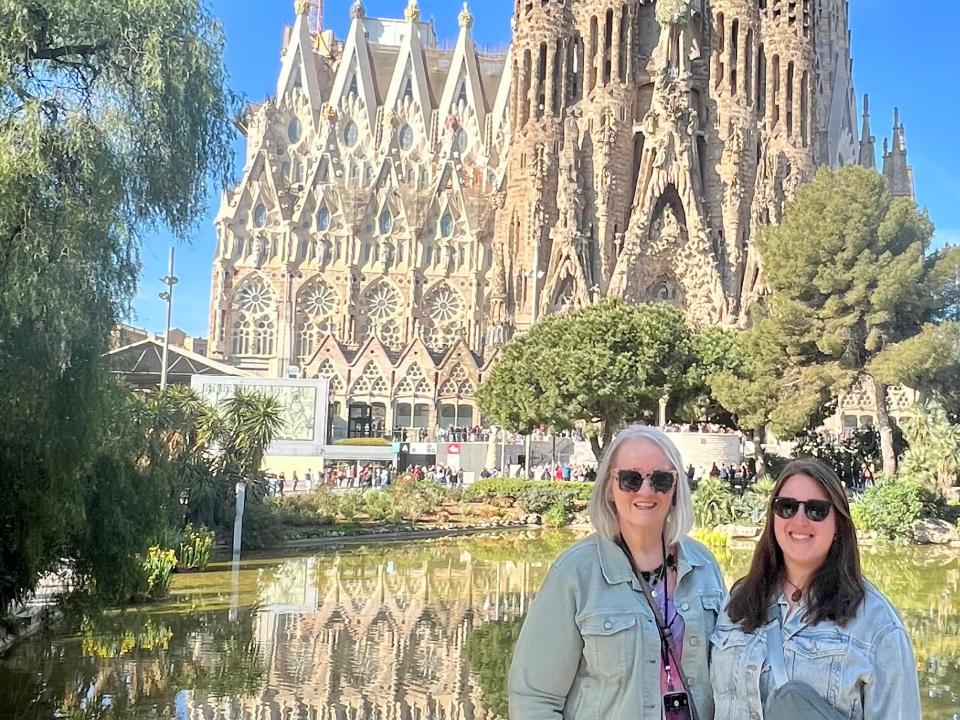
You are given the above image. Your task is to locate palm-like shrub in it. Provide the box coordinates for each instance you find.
[693,477,737,528]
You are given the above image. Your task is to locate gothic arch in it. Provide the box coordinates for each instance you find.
[548,272,578,314]
[231,273,277,357]
[393,362,433,399]
[438,364,476,398]
[356,278,403,349]
[314,358,345,395]
[350,360,390,398]
[296,276,340,359]
[421,281,465,353]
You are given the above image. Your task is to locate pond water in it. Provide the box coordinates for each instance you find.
[1,530,960,719]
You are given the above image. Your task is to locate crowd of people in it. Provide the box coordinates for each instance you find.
[389,425,588,444]
[272,464,395,494]
[662,421,742,435]
[436,426,491,442]
[515,463,597,483]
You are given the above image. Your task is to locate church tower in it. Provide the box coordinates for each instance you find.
[490,0,579,337]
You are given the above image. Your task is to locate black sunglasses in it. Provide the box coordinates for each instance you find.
[772,497,833,522]
[617,469,677,494]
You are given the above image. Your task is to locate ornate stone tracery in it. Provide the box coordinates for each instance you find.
[209,0,870,433]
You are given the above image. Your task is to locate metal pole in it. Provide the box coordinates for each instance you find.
[229,480,246,622]
[525,433,531,478]
[159,247,179,390]
[500,427,506,474]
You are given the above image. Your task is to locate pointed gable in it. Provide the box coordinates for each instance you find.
[437,11,486,127]
[328,11,379,129]
[276,4,324,110]
[382,17,434,132]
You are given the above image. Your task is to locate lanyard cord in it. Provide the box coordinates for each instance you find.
[616,535,679,681]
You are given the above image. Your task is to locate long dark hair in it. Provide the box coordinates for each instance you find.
[727,458,865,632]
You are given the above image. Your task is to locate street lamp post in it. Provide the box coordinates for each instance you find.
[159,247,179,390]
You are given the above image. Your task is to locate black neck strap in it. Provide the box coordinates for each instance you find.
[618,537,701,720]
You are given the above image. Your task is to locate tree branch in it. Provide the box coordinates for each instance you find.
[24,44,105,63]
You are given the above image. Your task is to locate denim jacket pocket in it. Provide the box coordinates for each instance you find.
[580,613,638,680]
[787,632,849,705]
[710,623,754,701]
[790,632,848,659]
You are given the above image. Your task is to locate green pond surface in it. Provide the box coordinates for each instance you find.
[1,530,960,719]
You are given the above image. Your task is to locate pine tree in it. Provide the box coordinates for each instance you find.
[753,166,959,476]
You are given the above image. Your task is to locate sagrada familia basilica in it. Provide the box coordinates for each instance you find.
[206,0,914,438]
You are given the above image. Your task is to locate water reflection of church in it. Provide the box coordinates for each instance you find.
[186,550,548,719]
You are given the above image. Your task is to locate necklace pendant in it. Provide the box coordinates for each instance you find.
[791,588,802,603]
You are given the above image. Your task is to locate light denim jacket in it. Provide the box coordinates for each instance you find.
[508,533,727,720]
[710,582,921,720]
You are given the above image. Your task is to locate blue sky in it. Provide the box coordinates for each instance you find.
[128,0,959,337]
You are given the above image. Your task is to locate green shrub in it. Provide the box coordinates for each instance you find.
[693,478,738,528]
[176,524,215,571]
[463,478,529,502]
[738,476,776,525]
[241,499,284,550]
[268,491,336,526]
[854,478,938,540]
[364,490,404,523]
[464,478,593,508]
[337,492,364,522]
[542,503,570,528]
[516,485,564,514]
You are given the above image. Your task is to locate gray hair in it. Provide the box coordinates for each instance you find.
[588,425,695,546]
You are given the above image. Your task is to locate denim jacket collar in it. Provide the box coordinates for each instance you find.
[597,535,706,587]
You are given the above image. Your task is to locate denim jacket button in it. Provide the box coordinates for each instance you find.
[689,636,700,646]
[681,602,690,611]
[604,621,612,630]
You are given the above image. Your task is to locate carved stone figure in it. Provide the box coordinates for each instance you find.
[252,235,267,268]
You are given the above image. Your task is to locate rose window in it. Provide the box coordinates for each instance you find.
[304,283,337,317]
[235,280,273,314]
[425,286,461,323]
[362,283,400,320]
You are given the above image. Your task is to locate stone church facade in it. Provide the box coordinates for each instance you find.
[207,0,913,440]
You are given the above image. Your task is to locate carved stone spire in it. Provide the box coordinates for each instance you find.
[295,0,310,16]
[350,0,365,20]
[404,0,420,23]
[458,2,474,29]
[858,94,876,170]
[882,107,914,200]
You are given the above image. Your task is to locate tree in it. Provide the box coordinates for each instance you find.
[707,317,844,476]
[477,299,696,461]
[754,166,958,476]
[899,402,960,490]
[135,386,284,531]
[0,0,234,609]
[681,326,750,424]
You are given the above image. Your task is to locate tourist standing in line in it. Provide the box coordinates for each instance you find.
[304,468,313,491]
[291,470,299,493]
[710,458,920,719]
[277,472,285,497]
[509,425,726,720]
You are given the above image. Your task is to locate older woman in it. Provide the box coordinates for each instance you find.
[508,425,727,720]
[710,458,921,719]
